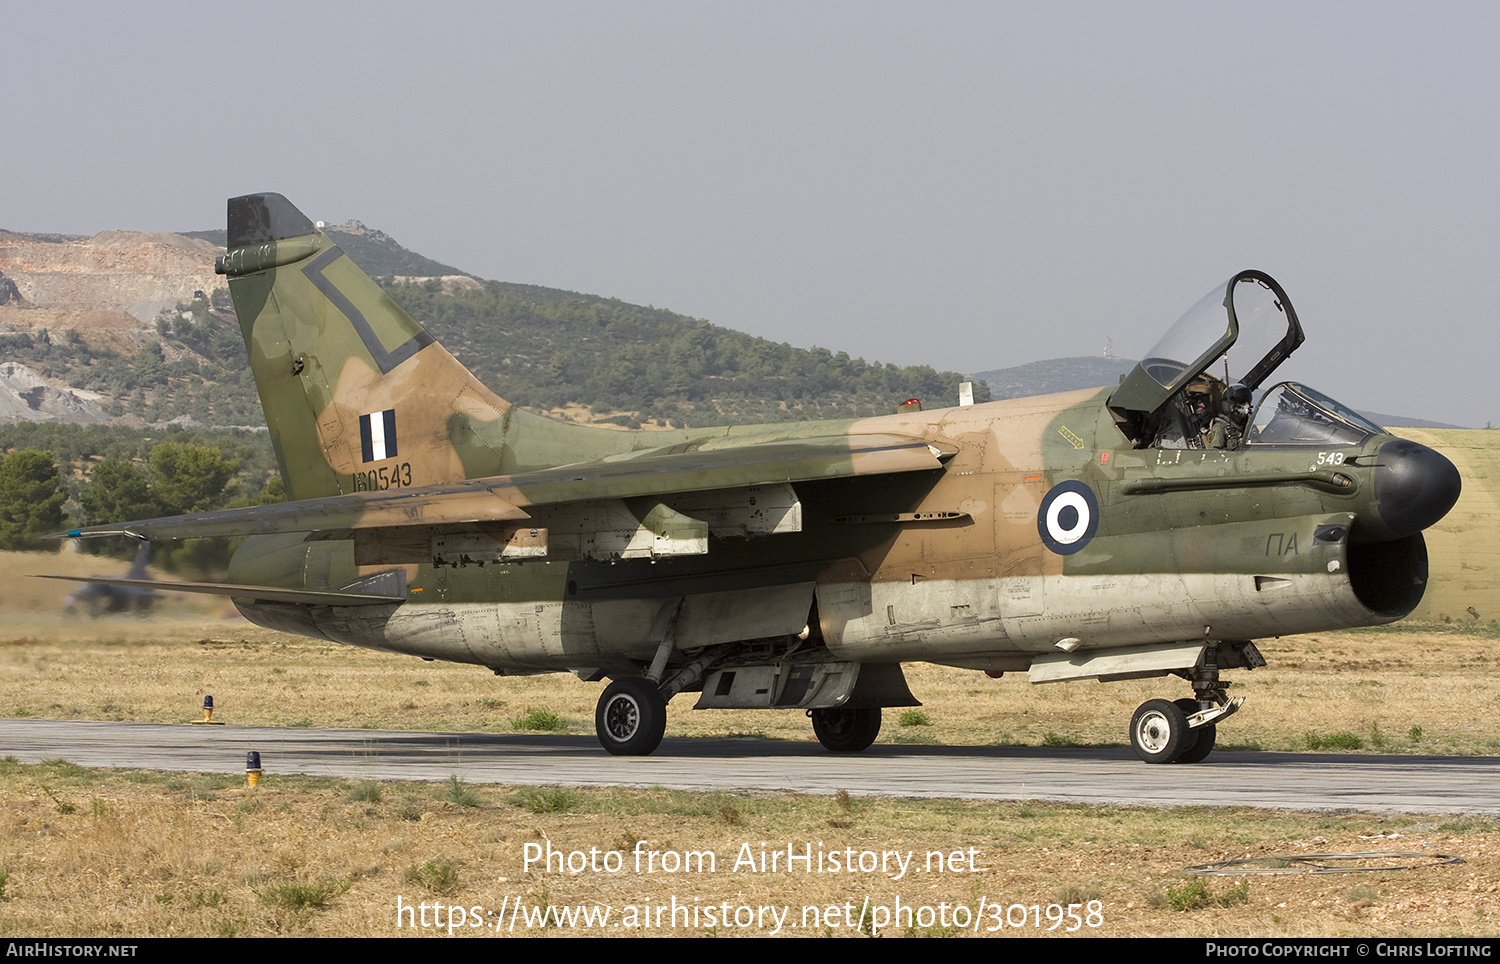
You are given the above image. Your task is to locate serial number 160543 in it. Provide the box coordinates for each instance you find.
[351,461,413,491]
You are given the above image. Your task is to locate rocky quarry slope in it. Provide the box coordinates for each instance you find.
[0,229,222,424]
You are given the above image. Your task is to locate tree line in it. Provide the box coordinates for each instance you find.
[389,279,989,425]
[0,424,283,573]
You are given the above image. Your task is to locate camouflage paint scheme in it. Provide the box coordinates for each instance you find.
[65,194,1461,762]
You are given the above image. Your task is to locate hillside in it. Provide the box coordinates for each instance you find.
[971,355,1136,400]
[1400,428,1500,625]
[0,223,983,432]
[4,219,1460,433]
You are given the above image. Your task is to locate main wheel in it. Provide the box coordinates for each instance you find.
[1130,699,1189,764]
[810,707,881,752]
[595,677,667,756]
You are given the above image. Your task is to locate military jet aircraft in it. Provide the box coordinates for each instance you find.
[63,541,158,617]
[59,193,1461,764]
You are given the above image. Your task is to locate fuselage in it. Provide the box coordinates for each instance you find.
[229,380,1455,679]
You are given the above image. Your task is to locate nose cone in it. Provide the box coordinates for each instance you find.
[1372,438,1461,539]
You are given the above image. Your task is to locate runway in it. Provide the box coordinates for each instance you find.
[3,718,1496,815]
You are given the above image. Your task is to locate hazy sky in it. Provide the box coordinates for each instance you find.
[8,1,1497,426]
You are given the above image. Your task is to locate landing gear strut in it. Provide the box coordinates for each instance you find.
[595,677,667,756]
[809,707,882,752]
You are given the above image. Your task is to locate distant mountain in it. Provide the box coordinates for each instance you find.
[0,220,977,431]
[182,220,468,279]
[970,356,1136,399]
[3,218,1460,433]
[968,356,1465,429]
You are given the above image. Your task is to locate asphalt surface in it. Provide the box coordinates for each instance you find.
[2,718,1496,814]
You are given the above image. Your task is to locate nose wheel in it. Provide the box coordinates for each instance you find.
[1129,697,1228,763]
[595,677,667,756]
[1130,699,1190,764]
[1172,698,1216,764]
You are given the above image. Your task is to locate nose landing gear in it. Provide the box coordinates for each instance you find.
[1129,694,1238,764]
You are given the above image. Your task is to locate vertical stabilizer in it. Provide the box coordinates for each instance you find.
[217,193,519,500]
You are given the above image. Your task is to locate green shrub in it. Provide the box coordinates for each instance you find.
[405,859,459,894]
[257,880,348,912]
[1305,730,1364,751]
[1167,878,1249,911]
[444,775,481,808]
[512,709,567,732]
[509,787,578,814]
[348,781,381,803]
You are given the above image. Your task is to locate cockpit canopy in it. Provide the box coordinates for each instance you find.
[1247,382,1384,447]
[1110,270,1306,447]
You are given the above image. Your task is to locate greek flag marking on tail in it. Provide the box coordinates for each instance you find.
[360,409,398,462]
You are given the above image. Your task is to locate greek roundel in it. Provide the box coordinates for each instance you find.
[1036,480,1099,555]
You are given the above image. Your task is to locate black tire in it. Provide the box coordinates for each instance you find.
[1172,698,1214,764]
[595,677,667,756]
[1175,723,1217,764]
[810,707,881,752]
[1173,697,1203,718]
[1129,699,1189,764]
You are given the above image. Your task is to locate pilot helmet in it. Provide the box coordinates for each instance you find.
[1185,377,1219,413]
[1223,383,1252,419]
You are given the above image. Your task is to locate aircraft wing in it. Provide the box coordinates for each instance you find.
[58,433,950,547]
[61,482,533,541]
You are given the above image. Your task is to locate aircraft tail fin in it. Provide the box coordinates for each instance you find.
[125,540,153,579]
[217,194,523,501]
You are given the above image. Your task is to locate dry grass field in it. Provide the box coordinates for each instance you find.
[3,544,1500,937]
[2,760,1495,938]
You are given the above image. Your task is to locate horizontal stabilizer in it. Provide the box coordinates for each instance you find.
[34,575,403,607]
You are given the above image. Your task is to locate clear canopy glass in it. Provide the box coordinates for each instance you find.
[1246,382,1385,447]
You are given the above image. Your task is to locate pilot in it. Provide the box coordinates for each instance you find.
[1184,377,1221,440]
[1207,383,1252,450]
[1149,377,1217,449]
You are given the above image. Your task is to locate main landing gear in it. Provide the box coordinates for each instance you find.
[809,707,882,752]
[1129,700,1192,764]
[595,677,668,756]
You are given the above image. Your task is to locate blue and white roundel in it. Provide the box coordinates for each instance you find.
[1037,480,1099,555]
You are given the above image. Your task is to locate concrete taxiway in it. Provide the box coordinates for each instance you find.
[2,719,1496,814]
